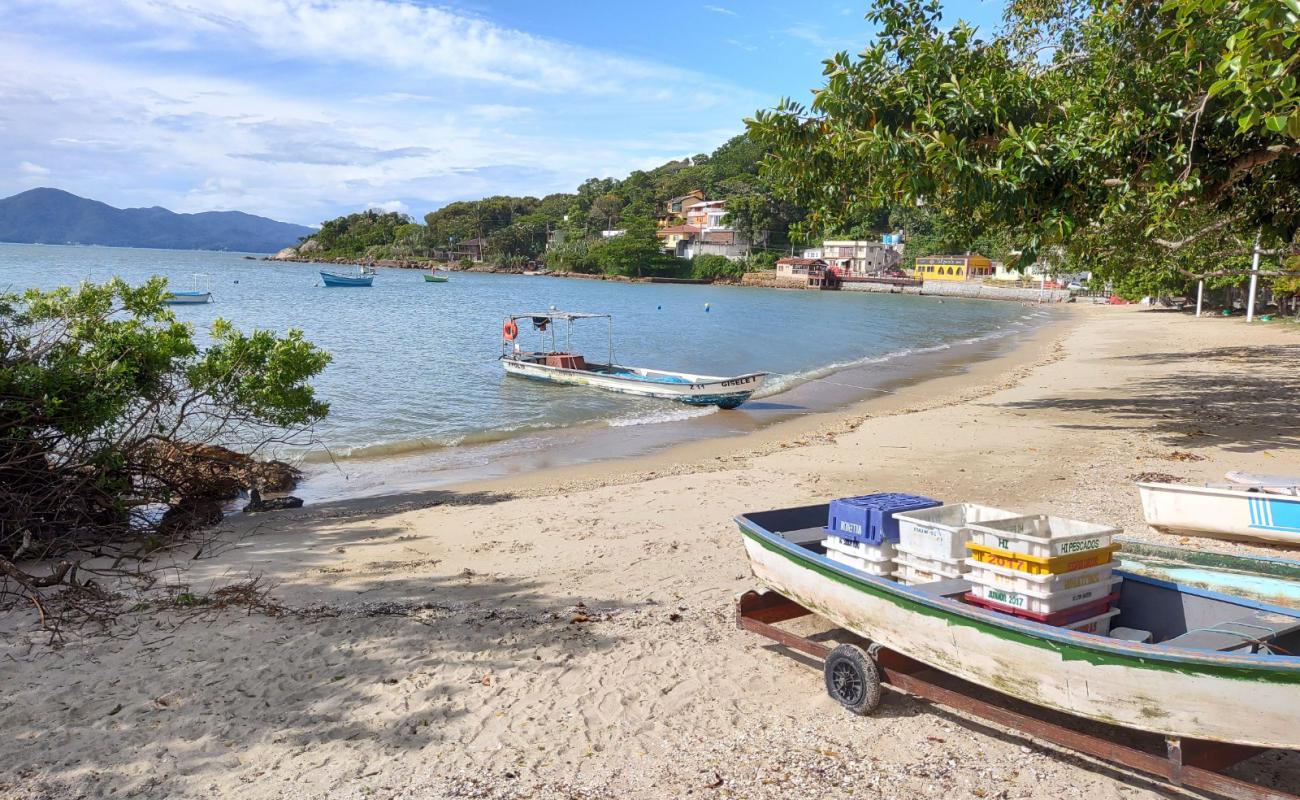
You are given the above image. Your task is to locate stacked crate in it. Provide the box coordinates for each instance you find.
[891,504,1018,585]
[821,493,941,578]
[963,515,1123,634]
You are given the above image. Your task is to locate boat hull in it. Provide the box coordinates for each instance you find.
[738,520,1300,749]
[163,292,212,305]
[502,358,764,409]
[424,274,449,282]
[1139,482,1300,545]
[321,271,374,287]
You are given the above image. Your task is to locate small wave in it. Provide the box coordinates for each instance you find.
[754,341,957,398]
[606,406,718,427]
[300,421,565,462]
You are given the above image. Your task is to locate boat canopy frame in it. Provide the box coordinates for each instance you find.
[503,311,614,365]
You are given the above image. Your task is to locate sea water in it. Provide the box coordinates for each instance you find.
[1,243,1046,494]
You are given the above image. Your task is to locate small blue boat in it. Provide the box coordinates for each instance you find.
[321,267,374,288]
[164,273,213,304]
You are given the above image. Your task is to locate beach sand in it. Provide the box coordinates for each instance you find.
[4,305,1299,799]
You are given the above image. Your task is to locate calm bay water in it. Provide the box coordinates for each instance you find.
[1,243,1041,492]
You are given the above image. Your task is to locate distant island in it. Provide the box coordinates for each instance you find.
[0,188,315,254]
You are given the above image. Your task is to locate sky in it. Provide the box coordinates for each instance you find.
[0,0,1005,226]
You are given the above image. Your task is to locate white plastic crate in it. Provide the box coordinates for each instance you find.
[1063,608,1121,636]
[823,536,896,562]
[964,559,1115,595]
[894,558,965,586]
[894,503,1019,560]
[894,545,968,576]
[825,547,894,577]
[968,576,1122,616]
[966,514,1119,560]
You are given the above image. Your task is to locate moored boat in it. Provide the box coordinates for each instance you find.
[1138,481,1300,545]
[423,272,449,283]
[163,290,212,305]
[163,273,213,305]
[321,265,375,287]
[737,503,1300,749]
[500,311,766,409]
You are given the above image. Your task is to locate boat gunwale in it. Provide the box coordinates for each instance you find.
[503,355,767,388]
[1137,481,1300,503]
[737,512,1300,673]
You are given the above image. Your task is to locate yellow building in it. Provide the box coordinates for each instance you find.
[914,254,994,282]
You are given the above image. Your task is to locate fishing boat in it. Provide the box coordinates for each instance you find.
[500,311,766,409]
[163,273,213,305]
[423,272,449,283]
[1138,481,1300,545]
[321,265,375,287]
[1116,536,1300,607]
[736,503,1300,749]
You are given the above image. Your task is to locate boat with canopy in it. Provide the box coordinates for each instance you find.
[500,311,766,409]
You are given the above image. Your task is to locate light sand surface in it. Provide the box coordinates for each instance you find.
[4,305,1299,799]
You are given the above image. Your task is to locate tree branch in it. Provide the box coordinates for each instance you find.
[1151,215,1237,251]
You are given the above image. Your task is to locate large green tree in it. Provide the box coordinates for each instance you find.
[748,0,1300,291]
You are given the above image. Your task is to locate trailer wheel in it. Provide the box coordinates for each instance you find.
[824,643,881,715]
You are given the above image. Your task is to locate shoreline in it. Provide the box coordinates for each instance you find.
[291,305,1067,505]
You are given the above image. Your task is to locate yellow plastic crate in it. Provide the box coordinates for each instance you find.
[966,542,1120,575]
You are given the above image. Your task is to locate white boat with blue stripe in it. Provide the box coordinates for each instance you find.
[500,311,766,409]
[1139,481,1300,545]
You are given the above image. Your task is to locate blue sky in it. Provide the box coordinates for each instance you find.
[0,0,1005,225]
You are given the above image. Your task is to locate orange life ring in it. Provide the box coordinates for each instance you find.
[503,319,519,341]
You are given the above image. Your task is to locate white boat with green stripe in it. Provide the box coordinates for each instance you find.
[738,504,1300,750]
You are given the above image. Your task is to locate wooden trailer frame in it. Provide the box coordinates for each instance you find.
[737,589,1299,800]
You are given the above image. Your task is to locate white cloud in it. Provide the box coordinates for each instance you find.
[704,5,737,15]
[26,0,704,95]
[18,161,50,176]
[365,199,409,215]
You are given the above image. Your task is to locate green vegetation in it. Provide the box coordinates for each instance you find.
[298,134,807,278]
[748,0,1300,299]
[0,278,330,594]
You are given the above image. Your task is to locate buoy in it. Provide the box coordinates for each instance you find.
[656,305,662,310]
[704,303,711,312]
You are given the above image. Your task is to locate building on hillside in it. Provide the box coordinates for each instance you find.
[775,257,838,289]
[665,190,706,217]
[821,240,904,276]
[685,200,729,231]
[656,224,701,258]
[546,229,567,250]
[914,254,994,281]
[600,229,627,238]
[801,247,824,259]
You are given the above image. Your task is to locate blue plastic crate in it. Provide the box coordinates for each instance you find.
[827,493,942,544]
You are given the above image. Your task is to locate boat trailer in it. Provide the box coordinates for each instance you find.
[737,589,1300,800]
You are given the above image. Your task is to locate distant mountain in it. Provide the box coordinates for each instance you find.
[0,188,315,253]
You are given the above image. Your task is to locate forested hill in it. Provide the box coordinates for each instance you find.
[0,188,315,253]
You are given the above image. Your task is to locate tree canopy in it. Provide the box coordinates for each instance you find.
[747,0,1300,292]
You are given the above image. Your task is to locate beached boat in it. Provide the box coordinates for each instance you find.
[423,272,449,283]
[321,266,375,287]
[1116,536,1300,607]
[1138,481,1300,545]
[163,273,213,305]
[500,311,766,409]
[1226,470,1300,496]
[736,503,1300,749]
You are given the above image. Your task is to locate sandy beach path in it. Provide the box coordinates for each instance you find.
[4,305,1299,799]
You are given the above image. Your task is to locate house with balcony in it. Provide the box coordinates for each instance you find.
[821,239,904,276]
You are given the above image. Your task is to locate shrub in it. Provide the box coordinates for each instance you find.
[691,254,745,281]
[0,278,330,600]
